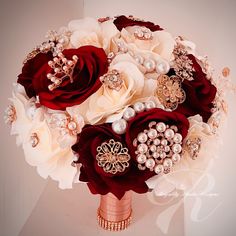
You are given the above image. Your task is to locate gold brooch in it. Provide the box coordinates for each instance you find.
[155,74,186,110]
[96,139,130,174]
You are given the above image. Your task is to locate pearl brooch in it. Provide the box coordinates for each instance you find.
[100,70,123,91]
[185,136,202,160]
[133,121,183,175]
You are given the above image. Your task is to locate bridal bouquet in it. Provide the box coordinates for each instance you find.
[5,15,230,230]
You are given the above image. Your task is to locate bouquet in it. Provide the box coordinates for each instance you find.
[5,15,231,231]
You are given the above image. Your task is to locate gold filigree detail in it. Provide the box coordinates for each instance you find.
[4,105,16,124]
[155,75,186,110]
[185,137,201,160]
[30,133,39,148]
[100,69,123,91]
[96,139,130,174]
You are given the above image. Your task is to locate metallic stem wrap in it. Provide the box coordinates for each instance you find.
[97,191,132,231]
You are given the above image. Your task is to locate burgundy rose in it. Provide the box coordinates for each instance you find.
[113,15,163,32]
[125,108,190,159]
[18,46,108,110]
[72,123,153,199]
[176,55,216,122]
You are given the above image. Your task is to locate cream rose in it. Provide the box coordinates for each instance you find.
[68,17,119,52]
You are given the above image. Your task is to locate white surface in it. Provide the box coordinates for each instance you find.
[1,0,236,236]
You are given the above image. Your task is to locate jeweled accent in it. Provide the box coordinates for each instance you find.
[133,121,183,174]
[23,29,71,64]
[30,133,39,148]
[172,44,195,81]
[134,27,153,40]
[4,105,16,124]
[47,53,78,91]
[100,69,123,91]
[185,137,201,160]
[156,74,186,110]
[96,139,130,175]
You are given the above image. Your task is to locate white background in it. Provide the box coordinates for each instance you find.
[0,0,236,236]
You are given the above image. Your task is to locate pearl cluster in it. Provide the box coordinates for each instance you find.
[112,100,157,135]
[30,133,39,148]
[133,121,183,175]
[4,105,16,125]
[134,27,153,40]
[23,29,71,64]
[47,53,78,91]
[100,69,123,91]
[115,41,170,75]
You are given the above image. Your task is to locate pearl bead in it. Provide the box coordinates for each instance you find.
[159,152,166,159]
[153,152,159,158]
[172,144,182,153]
[72,55,78,61]
[68,121,77,130]
[145,100,156,110]
[143,59,156,72]
[154,164,164,174]
[137,154,147,164]
[123,107,136,121]
[137,132,148,143]
[164,146,170,152]
[172,153,181,162]
[147,128,158,139]
[133,102,145,113]
[173,133,182,143]
[164,128,175,139]
[163,158,173,168]
[137,143,148,153]
[145,158,155,169]
[161,139,168,146]
[153,138,161,145]
[150,145,157,152]
[156,61,170,74]
[112,119,127,134]
[156,122,166,133]
[134,55,144,64]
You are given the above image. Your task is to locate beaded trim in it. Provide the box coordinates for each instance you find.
[97,208,132,231]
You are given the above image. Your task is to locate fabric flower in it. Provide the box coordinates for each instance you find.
[18,46,108,110]
[175,55,217,122]
[113,15,163,32]
[72,123,153,199]
[125,108,190,160]
[146,115,219,195]
[77,54,152,124]
[9,84,78,189]
[68,17,119,53]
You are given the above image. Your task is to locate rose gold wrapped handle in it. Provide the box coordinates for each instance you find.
[97,191,132,231]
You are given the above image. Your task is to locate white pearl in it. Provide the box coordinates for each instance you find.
[160,152,166,159]
[137,143,148,153]
[164,146,170,152]
[148,128,158,139]
[163,158,173,168]
[145,158,155,169]
[173,133,182,143]
[156,122,166,133]
[134,55,144,64]
[172,144,182,153]
[164,128,175,139]
[137,132,148,143]
[153,138,161,145]
[123,107,136,121]
[150,145,157,152]
[143,59,156,72]
[154,164,164,174]
[172,153,181,162]
[153,152,159,158]
[68,121,77,130]
[156,61,170,74]
[137,154,147,164]
[145,101,156,110]
[112,119,127,134]
[133,102,145,113]
[161,139,168,146]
